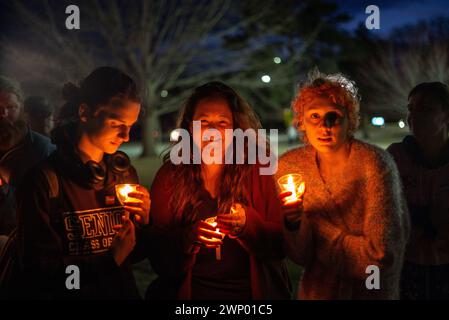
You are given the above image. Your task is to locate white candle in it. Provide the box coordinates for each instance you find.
[205,217,222,260]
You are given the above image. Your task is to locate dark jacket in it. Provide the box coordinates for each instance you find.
[0,128,55,235]
[16,125,143,299]
[388,135,449,266]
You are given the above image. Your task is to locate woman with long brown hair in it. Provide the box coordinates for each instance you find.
[146,81,291,300]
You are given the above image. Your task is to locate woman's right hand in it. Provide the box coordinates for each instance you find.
[111,215,136,266]
[279,191,303,231]
[186,220,224,249]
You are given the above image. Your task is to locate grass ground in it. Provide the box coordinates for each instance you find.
[125,125,409,298]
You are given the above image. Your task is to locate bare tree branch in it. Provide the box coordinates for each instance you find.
[358,42,449,117]
[6,0,323,155]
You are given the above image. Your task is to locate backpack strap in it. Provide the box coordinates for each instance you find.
[40,165,62,224]
[41,166,59,200]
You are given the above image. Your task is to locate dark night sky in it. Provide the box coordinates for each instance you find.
[1,1,449,37]
[337,0,449,35]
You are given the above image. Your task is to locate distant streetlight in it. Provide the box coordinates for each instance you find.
[371,117,385,126]
[161,90,168,98]
[261,75,271,83]
[273,57,282,64]
[170,129,180,141]
[398,120,406,128]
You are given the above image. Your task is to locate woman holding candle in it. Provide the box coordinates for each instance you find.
[276,71,410,299]
[388,82,449,299]
[15,66,150,299]
[146,81,291,300]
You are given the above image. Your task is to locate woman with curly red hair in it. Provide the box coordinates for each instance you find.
[276,70,410,299]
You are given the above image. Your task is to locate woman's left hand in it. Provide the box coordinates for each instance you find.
[124,185,151,226]
[216,203,246,237]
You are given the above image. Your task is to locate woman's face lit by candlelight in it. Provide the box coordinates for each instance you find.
[301,97,350,154]
[191,97,234,163]
[79,97,141,155]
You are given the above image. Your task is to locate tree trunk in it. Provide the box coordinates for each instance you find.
[140,110,160,157]
[360,113,370,140]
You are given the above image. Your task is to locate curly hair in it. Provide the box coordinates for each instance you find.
[291,69,361,143]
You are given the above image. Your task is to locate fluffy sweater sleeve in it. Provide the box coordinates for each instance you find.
[312,151,411,280]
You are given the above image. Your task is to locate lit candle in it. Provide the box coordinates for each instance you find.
[204,216,222,260]
[277,174,305,204]
[115,184,139,204]
[115,184,139,220]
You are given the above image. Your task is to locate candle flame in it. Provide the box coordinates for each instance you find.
[286,175,297,201]
[119,184,134,198]
[116,184,139,205]
[279,174,305,203]
[204,216,222,260]
[205,217,218,229]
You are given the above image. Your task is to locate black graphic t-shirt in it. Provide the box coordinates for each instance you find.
[62,206,124,256]
[57,168,130,258]
[17,151,143,299]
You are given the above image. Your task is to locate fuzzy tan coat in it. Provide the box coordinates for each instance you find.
[276,139,410,299]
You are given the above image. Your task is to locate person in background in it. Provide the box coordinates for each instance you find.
[24,95,54,137]
[0,75,55,248]
[277,71,410,299]
[388,82,449,299]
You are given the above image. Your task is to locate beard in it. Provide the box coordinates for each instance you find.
[0,118,27,152]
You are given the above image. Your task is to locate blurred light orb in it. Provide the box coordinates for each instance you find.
[170,129,180,141]
[371,117,385,126]
[273,57,282,64]
[261,75,271,83]
[398,120,406,128]
[161,90,168,98]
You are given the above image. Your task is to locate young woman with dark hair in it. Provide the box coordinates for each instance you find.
[16,66,150,299]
